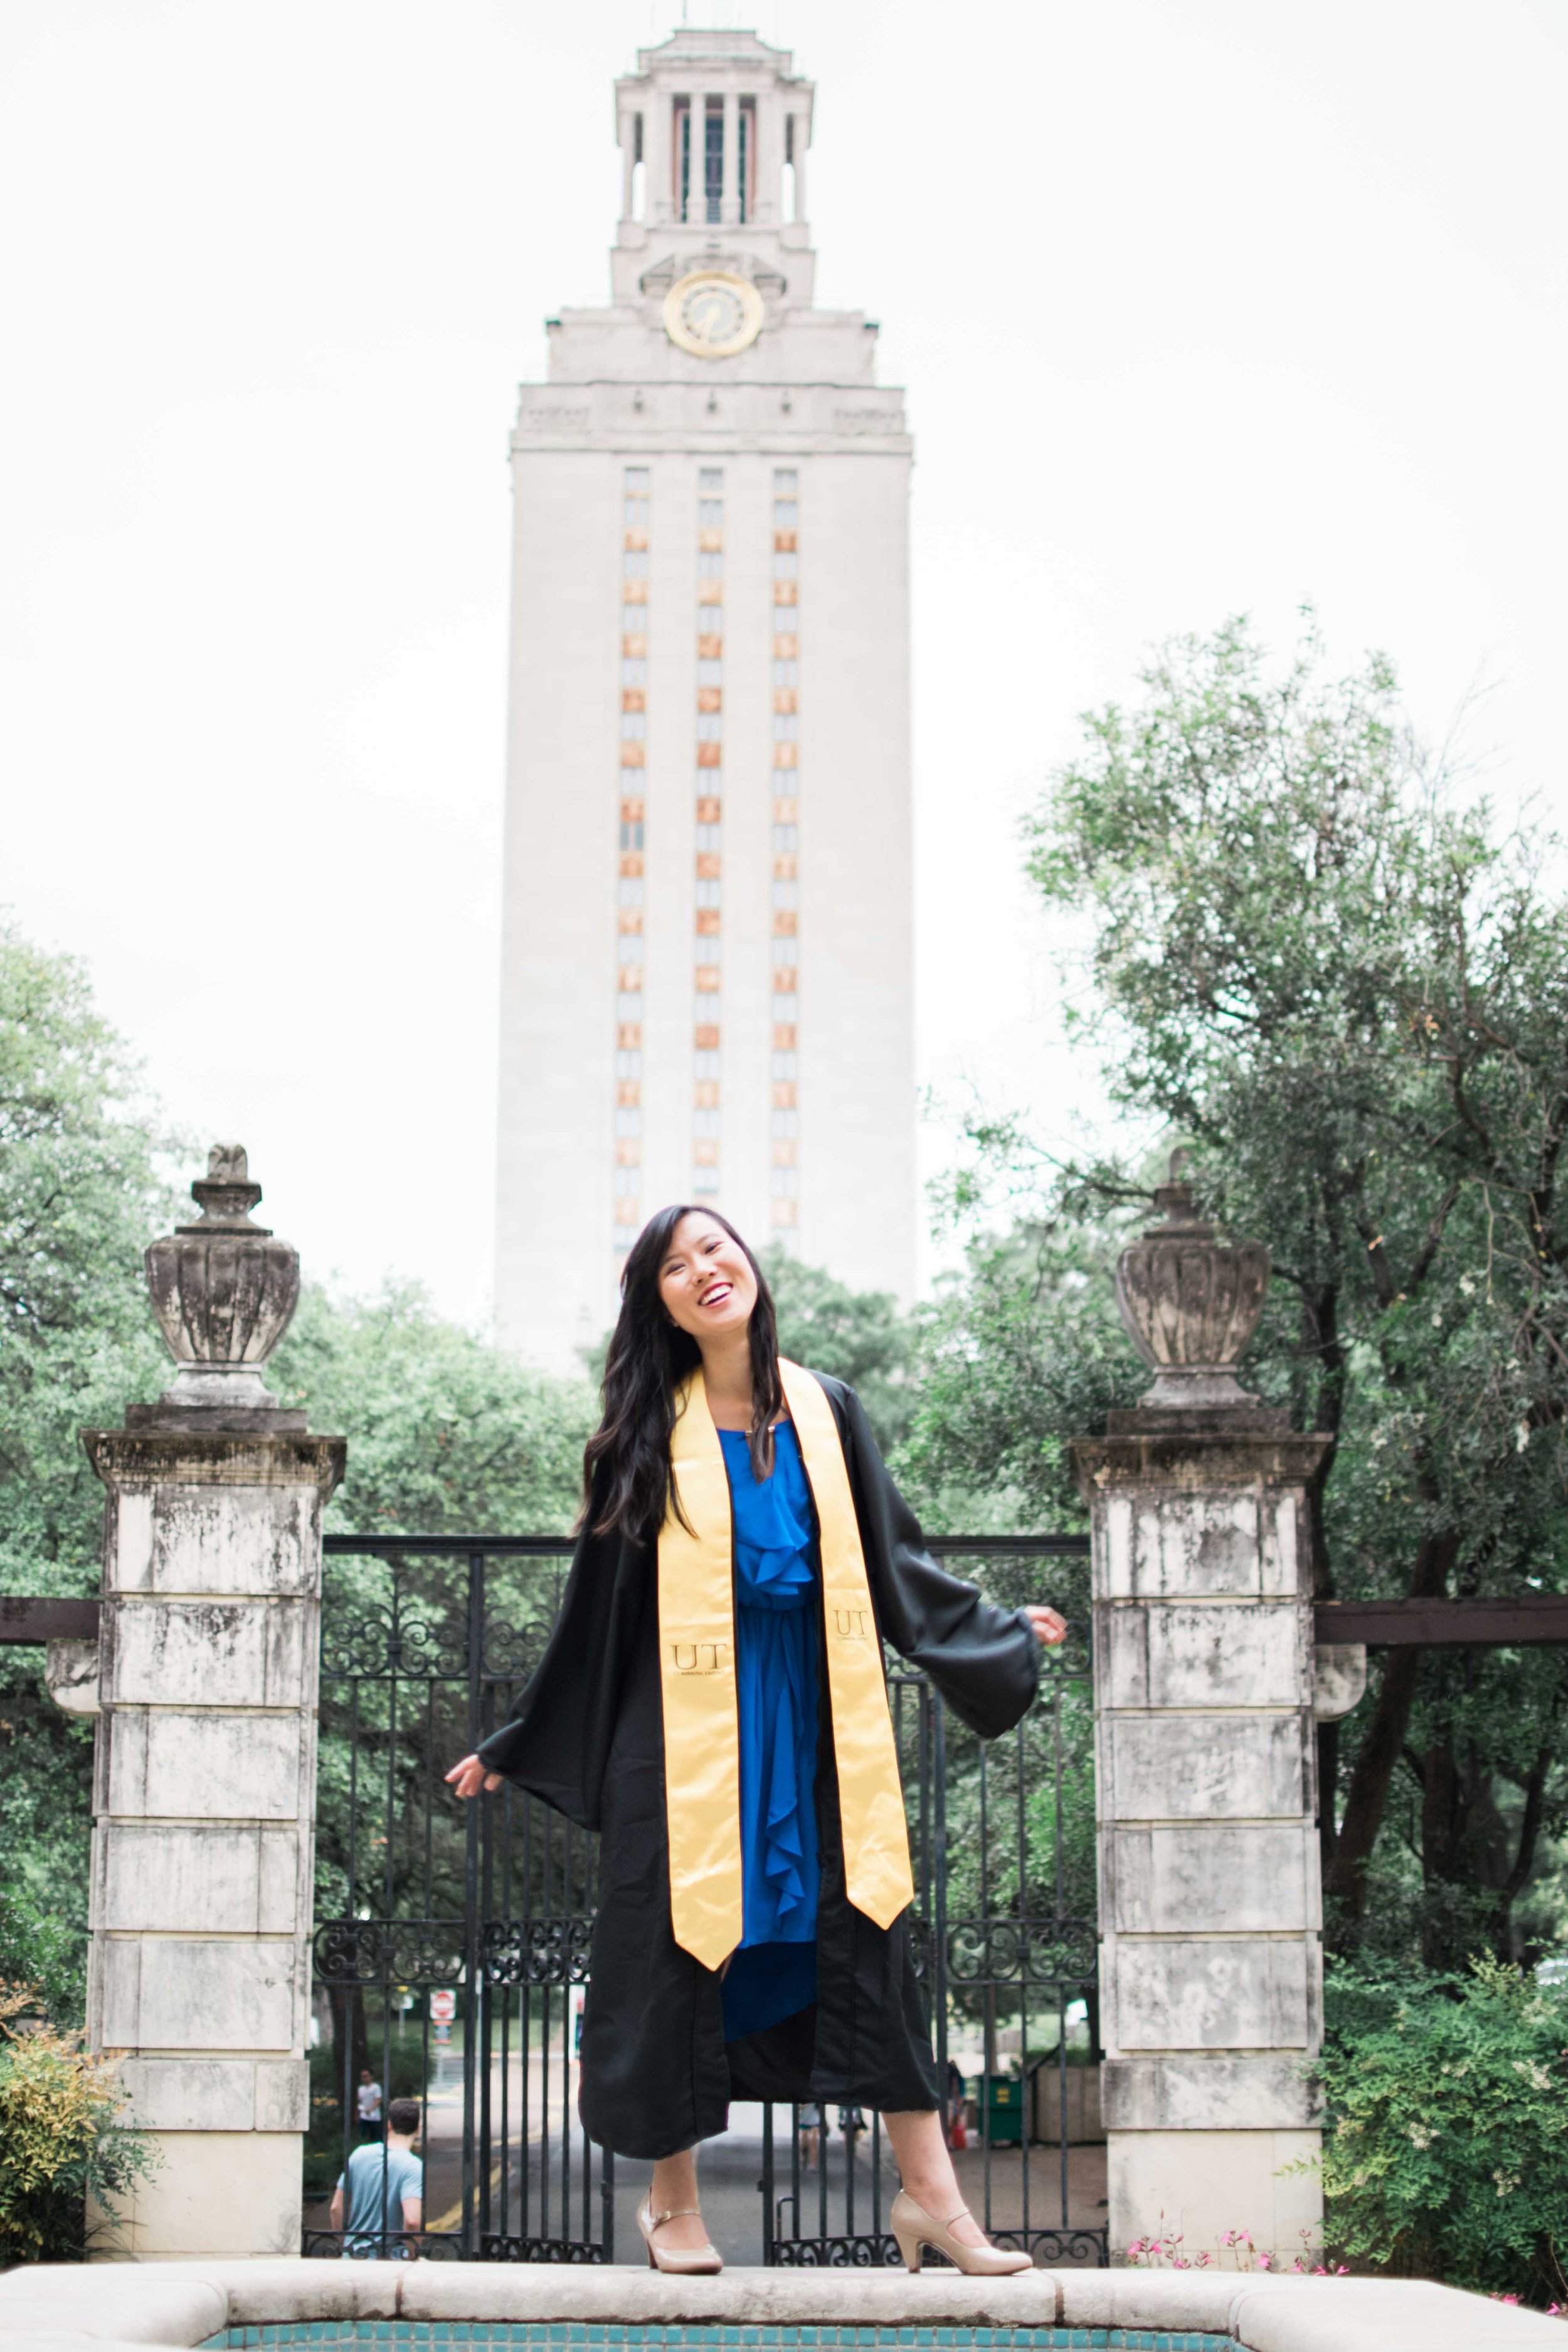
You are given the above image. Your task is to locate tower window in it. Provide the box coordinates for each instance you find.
[704,102,723,224]
[699,470,724,493]
[739,99,754,223]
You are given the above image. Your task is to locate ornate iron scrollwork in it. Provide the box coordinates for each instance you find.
[773,2233,903,2267]
[302,2229,464,2260]
[992,2225,1110,2265]
[482,1915,595,1985]
[313,1916,465,1987]
[945,1914,1098,1986]
[481,1611,553,1681]
[320,1600,465,1682]
[480,2235,608,2264]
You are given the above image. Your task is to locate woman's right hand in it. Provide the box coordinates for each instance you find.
[446,1754,504,1799]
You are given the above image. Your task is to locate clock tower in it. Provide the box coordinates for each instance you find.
[495,28,914,1368]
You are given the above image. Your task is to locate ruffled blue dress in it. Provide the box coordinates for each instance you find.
[716,1421,822,2043]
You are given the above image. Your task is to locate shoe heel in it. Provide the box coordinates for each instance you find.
[893,2227,921,2272]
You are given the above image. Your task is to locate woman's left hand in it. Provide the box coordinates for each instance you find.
[1024,1605,1069,1648]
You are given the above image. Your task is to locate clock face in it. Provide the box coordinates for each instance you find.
[664,270,765,360]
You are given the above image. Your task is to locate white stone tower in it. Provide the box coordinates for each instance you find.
[494,28,914,1369]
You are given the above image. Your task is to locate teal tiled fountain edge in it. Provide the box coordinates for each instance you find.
[203,2325,1232,2351]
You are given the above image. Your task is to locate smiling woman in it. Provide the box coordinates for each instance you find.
[447,1205,1066,2276]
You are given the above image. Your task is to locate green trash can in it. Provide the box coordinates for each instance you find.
[979,2072,1024,2146]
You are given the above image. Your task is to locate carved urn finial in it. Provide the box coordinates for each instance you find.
[1113,1150,1271,1411]
[143,1145,301,1415]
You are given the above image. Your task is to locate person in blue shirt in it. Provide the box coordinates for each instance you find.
[450,1205,1066,2277]
[331,2095,423,2257]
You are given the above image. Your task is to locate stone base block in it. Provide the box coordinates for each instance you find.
[119,2057,308,2132]
[91,2129,302,2259]
[1107,2126,1322,2267]
[1103,2053,1322,2130]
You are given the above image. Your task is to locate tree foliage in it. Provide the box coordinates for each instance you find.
[896,1214,1140,1553]
[1313,1959,1568,2302]
[1005,615,1568,1961]
[0,919,176,1950]
[762,1245,914,1454]
[268,1280,594,1537]
[0,914,174,1595]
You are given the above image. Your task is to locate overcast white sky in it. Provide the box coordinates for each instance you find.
[4,0,1565,1331]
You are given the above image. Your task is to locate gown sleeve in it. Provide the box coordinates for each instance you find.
[825,1375,1040,1740]
[473,1490,649,1831]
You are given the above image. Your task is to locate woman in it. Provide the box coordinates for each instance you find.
[448,1205,1066,2275]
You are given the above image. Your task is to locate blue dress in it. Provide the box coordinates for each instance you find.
[716,1422,821,2043]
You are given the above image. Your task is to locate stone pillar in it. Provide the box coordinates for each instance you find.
[649,92,673,225]
[83,1147,344,2260]
[1071,1158,1330,2267]
[697,90,718,223]
[790,114,807,225]
[618,102,637,223]
[720,91,740,224]
[753,90,779,228]
[681,93,699,223]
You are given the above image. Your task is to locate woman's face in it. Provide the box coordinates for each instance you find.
[658,1212,758,1345]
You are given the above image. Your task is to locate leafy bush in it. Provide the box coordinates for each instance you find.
[0,1887,86,2031]
[0,1984,154,2262]
[1315,1958,1568,2302]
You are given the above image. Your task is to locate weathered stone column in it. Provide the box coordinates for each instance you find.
[1072,1160,1330,2266]
[83,1147,343,2260]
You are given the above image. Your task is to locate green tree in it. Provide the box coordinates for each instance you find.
[896,1212,1140,1552]
[761,1245,914,1453]
[0,915,174,1592]
[268,1279,594,1537]
[940,612,1568,1966]
[1010,616,1568,1960]
[0,918,174,1943]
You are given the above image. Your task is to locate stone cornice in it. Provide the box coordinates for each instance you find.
[1071,1428,1332,1499]
[82,1428,346,1498]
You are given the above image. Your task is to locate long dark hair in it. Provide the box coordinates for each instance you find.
[583,1204,785,1540]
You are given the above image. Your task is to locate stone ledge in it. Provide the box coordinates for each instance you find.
[0,2258,1561,2346]
[1073,1434,1331,1495]
[82,1432,346,1496]
[1231,2274,1568,2347]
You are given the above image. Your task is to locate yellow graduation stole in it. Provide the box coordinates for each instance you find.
[658,1357,915,1970]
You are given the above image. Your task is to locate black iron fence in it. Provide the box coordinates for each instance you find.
[304,1532,1103,2267]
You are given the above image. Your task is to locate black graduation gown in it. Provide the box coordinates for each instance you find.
[475,1373,1039,2161]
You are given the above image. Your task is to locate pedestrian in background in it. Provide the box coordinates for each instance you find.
[332,2095,421,2257]
[355,2070,382,2139]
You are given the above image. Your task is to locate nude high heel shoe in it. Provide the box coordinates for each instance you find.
[637,2198,723,2274]
[890,2188,1032,2275]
